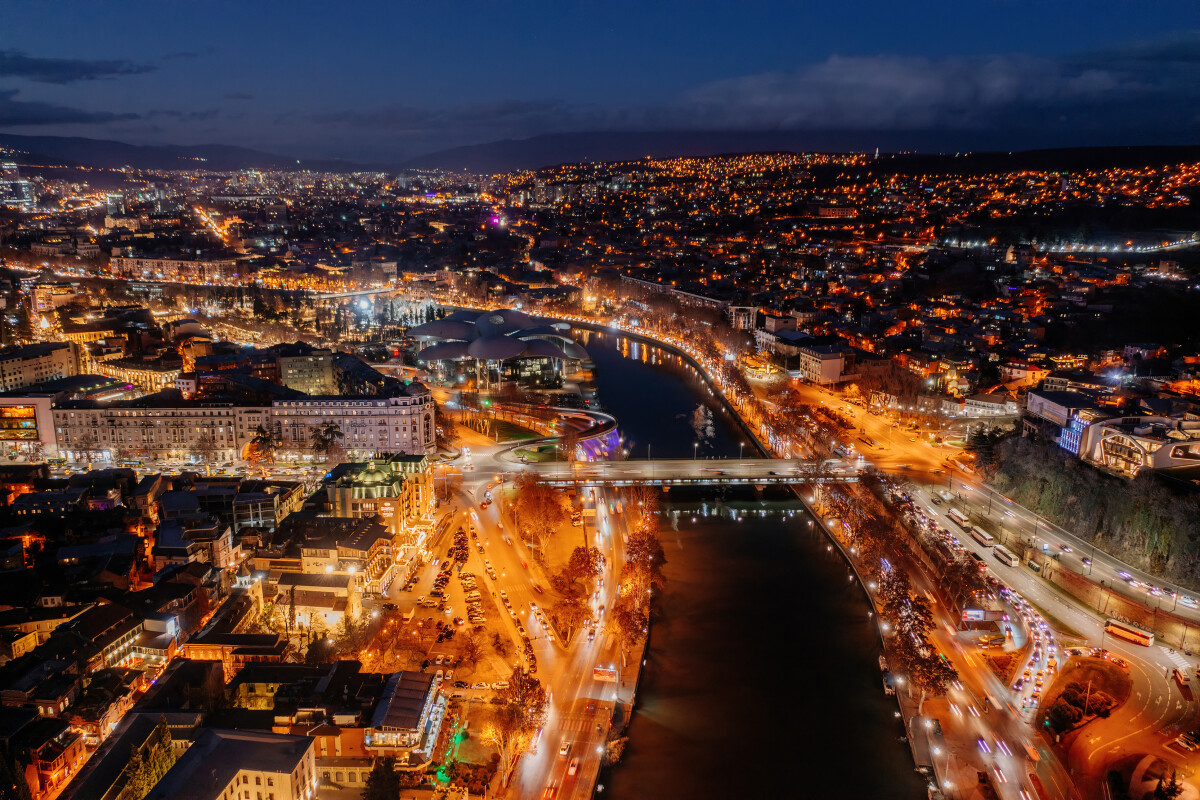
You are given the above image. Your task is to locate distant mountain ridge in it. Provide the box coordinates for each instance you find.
[0,133,363,173]
[405,130,1200,174]
[3,130,1198,178]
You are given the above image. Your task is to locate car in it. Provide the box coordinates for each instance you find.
[435,655,445,665]
[558,742,571,758]
[542,787,557,800]
[568,757,579,776]
[444,669,454,681]
[472,681,489,690]
[1082,556,1092,567]
[1058,543,1072,553]
[1117,570,1133,581]
[499,590,509,600]
[454,680,469,689]
[1182,596,1198,609]
[434,669,444,682]
[492,680,509,690]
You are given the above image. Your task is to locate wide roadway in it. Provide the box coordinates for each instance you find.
[444,445,631,799]
[910,482,1198,796]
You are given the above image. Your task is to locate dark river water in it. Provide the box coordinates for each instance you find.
[575,327,926,800]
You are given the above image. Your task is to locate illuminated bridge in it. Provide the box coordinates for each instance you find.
[524,458,863,487]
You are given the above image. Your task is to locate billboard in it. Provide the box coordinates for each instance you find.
[593,667,617,683]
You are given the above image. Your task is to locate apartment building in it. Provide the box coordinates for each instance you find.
[0,343,75,392]
[110,254,244,285]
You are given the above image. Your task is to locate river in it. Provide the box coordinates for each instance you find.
[575,327,926,799]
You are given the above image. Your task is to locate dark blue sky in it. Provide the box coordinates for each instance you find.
[2,1,1199,163]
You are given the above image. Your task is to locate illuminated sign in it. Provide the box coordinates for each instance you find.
[593,667,617,682]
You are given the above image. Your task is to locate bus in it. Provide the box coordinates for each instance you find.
[1105,618,1155,647]
[993,544,1018,566]
[947,507,970,528]
[1174,668,1191,689]
[971,526,995,548]
[968,551,987,572]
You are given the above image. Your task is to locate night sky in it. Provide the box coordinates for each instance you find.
[2,1,1200,162]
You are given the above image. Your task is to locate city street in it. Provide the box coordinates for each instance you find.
[909,481,1200,796]
[386,441,635,798]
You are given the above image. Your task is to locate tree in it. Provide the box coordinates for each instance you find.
[460,628,485,669]
[551,546,604,598]
[908,651,958,715]
[511,472,568,554]
[248,424,276,464]
[965,426,1007,479]
[626,485,660,535]
[361,756,400,800]
[482,668,548,786]
[623,528,667,612]
[607,595,648,660]
[558,425,580,463]
[192,429,218,465]
[434,401,460,451]
[549,594,591,643]
[1156,770,1184,800]
[308,420,345,462]
[286,586,297,639]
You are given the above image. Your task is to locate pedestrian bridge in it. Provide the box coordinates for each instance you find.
[525,458,863,487]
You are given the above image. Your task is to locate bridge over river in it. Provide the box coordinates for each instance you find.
[523,458,863,487]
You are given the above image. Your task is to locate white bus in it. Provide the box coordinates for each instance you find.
[993,544,1018,566]
[947,507,970,528]
[971,526,995,548]
[1105,618,1155,647]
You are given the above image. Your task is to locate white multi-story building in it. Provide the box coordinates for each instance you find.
[796,344,848,386]
[144,729,317,800]
[54,402,250,463]
[0,343,75,391]
[51,382,434,463]
[271,386,435,459]
[110,255,244,285]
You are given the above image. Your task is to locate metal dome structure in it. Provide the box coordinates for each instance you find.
[408,308,587,388]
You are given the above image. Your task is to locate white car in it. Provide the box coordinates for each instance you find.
[492,680,509,691]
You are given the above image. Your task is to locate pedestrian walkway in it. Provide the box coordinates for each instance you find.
[1162,646,1191,672]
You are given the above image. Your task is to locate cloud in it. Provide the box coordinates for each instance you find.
[147,108,221,122]
[304,32,1200,152]
[161,46,215,61]
[0,89,140,126]
[0,50,155,84]
[224,92,254,101]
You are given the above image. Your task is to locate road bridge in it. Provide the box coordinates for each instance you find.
[524,458,862,487]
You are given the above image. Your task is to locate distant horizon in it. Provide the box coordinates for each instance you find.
[5,129,1200,176]
[2,2,1199,163]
